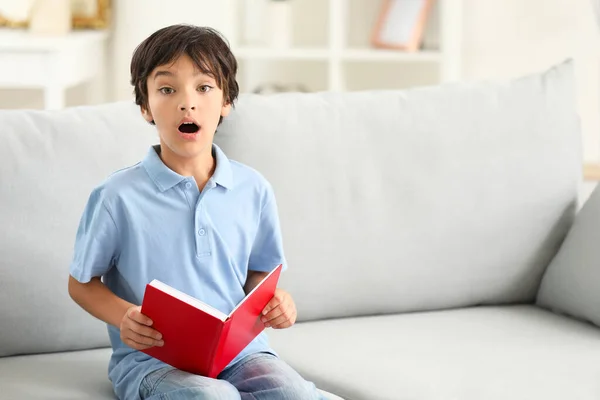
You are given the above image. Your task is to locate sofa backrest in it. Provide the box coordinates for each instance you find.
[0,60,581,357]
[0,102,156,357]
[215,60,581,322]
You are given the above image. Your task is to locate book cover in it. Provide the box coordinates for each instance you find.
[140,264,282,378]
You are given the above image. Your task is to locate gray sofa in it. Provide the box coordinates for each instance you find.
[2,59,600,400]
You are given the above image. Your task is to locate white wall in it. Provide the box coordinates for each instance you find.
[0,0,232,109]
[110,0,234,102]
[337,0,599,161]
[1,0,598,163]
[460,0,600,162]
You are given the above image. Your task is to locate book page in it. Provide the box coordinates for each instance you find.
[149,280,227,321]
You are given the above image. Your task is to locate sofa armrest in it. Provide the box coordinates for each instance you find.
[537,183,600,327]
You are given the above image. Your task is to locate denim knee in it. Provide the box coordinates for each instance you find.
[277,380,323,400]
[172,382,241,400]
[140,366,241,400]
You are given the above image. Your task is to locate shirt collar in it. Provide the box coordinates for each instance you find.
[142,143,234,192]
[211,144,234,189]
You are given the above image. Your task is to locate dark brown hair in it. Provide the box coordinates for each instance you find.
[130,25,239,123]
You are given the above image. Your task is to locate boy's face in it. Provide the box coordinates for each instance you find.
[142,54,231,161]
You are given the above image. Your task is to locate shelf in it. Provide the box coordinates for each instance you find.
[234,47,329,60]
[231,0,461,91]
[342,48,442,62]
[234,46,442,63]
[0,30,108,52]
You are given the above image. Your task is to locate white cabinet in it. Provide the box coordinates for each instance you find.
[0,30,108,109]
[228,0,463,93]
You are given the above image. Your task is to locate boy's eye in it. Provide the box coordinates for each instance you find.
[159,87,174,95]
[198,85,213,93]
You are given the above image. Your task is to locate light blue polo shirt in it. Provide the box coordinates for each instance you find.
[69,144,287,400]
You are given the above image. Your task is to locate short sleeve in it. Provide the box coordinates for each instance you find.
[248,186,287,272]
[70,187,120,283]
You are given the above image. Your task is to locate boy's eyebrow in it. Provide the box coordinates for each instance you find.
[153,70,174,80]
[193,69,216,80]
[153,69,216,80]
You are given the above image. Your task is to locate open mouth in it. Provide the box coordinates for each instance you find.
[178,122,200,134]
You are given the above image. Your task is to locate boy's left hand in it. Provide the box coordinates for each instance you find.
[261,288,297,329]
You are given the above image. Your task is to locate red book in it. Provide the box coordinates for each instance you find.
[140,264,282,378]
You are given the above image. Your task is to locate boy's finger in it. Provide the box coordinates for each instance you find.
[264,314,289,328]
[126,329,164,347]
[273,310,297,329]
[134,325,163,341]
[271,320,293,329]
[129,307,153,326]
[261,306,284,323]
[124,336,162,350]
[261,299,279,316]
[262,302,289,323]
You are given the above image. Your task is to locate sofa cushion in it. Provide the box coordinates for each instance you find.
[0,348,344,400]
[215,60,581,321]
[267,305,600,400]
[0,102,156,356]
[0,349,115,399]
[537,184,600,327]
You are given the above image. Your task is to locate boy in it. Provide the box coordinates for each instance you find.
[68,24,325,400]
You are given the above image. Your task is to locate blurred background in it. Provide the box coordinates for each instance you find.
[0,0,599,179]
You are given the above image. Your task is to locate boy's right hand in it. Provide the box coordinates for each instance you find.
[120,305,164,350]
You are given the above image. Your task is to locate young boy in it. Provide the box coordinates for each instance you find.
[68,24,325,400]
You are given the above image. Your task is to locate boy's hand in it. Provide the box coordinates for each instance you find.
[120,305,164,350]
[261,288,297,329]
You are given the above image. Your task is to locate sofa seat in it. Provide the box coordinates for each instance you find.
[0,348,343,399]
[0,348,114,399]
[267,305,600,400]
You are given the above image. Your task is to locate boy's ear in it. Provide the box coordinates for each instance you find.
[221,101,232,118]
[141,106,154,124]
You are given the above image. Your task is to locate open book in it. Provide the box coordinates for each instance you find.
[140,264,282,378]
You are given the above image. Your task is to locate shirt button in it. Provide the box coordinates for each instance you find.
[198,229,206,236]
[185,182,192,189]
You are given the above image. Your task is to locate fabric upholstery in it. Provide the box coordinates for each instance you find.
[537,184,600,327]
[267,305,600,400]
[0,102,156,356]
[0,348,343,400]
[215,60,581,321]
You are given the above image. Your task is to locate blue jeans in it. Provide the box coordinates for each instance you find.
[139,352,327,399]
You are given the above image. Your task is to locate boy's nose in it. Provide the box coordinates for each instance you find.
[179,104,196,111]
[179,93,196,111]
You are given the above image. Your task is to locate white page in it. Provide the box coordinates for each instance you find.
[149,280,227,322]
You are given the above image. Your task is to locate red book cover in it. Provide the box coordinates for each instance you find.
[140,264,282,378]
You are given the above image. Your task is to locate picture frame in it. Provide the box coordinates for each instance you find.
[371,0,434,52]
[71,0,111,29]
[0,0,110,30]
